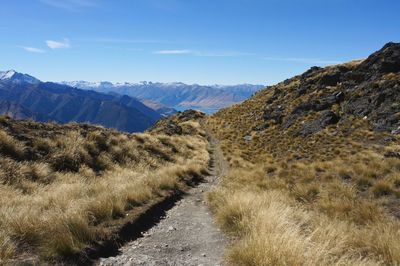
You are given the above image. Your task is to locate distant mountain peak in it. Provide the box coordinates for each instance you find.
[0,70,17,79]
[61,80,265,113]
[0,73,162,132]
[0,70,40,84]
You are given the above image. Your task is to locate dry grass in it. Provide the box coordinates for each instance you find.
[208,162,400,265]
[205,60,400,265]
[0,116,209,263]
[206,121,400,265]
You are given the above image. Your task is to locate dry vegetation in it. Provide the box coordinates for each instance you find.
[0,116,209,264]
[206,57,400,265]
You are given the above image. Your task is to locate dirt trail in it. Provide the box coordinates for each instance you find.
[97,136,227,266]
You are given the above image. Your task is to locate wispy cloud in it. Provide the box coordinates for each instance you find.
[152,49,340,65]
[264,56,342,65]
[39,0,98,11]
[194,51,255,57]
[19,46,46,53]
[153,49,254,57]
[82,38,171,44]
[46,39,70,49]
[153,49,192,55]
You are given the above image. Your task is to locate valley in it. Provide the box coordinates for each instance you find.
[62,81,263,114]
[0,70,162,133]
[2,0,399,264]
[1,43,400,265]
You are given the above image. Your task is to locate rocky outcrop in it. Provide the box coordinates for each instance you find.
[149,110,206,136]
[296,110,340,136]
[357,42,400,74]
[261,42,400,134]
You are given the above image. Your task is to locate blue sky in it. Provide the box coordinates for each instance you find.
[1,0,399,85]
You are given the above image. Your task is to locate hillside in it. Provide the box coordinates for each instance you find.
[62,81,264,113]
[0,71,162,132]
[0,115,209,264]
[206,43,400,265]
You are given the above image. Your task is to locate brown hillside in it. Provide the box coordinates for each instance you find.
[0,116,209,264]
[206,43,400,265]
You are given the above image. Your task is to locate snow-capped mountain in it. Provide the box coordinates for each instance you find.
[0,70,40,84]
[61,81,265,113]
[0,70,166,132]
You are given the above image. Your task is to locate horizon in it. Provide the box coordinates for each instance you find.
[1,1,400,85]
[0,69,265,86]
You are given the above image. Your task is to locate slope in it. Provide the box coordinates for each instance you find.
[206,42,400,265]
[0,71,162,132]
[0,115,209,264]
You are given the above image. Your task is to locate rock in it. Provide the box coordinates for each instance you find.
[317,71,341,87]
[301,66,323,79]
[263,105,285,124]
[243,135,252,141]
[292,92,344,115]
[167,226,176,231]
[162,121,183,135]
[384,151,400,159]
[253,123,269,131]
[296,111,340,136]
[319,110,340,127]
[177,110,206,122]
[357,42,400,74]
[392,127,400,135]
[296,86,308,96]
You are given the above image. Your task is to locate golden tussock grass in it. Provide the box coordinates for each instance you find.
[208,165,400,265]
[206,98,400,265]
[0,117,209,263]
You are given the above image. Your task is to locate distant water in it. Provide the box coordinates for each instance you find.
[173,106,220,114]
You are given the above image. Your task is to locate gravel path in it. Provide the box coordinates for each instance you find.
[97,137,227,266]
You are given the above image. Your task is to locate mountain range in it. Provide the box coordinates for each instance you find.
[0,70,163,132]
[61,81,264,113]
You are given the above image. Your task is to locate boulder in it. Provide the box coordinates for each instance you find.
[296,111,340,136]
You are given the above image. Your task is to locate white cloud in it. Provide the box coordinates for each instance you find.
[153,49,192,55]
[20,46,45,53]
[153,49,254,57]
[194,51,255,57]
[85,38,166,44]
[46,39,70,49]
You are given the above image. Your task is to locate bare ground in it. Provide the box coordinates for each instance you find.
[97,137,227,266]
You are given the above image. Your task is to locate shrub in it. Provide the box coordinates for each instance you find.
[0,130,25,160]
[372,180,393,197]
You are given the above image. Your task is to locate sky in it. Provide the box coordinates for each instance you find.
[0,0,399,85]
